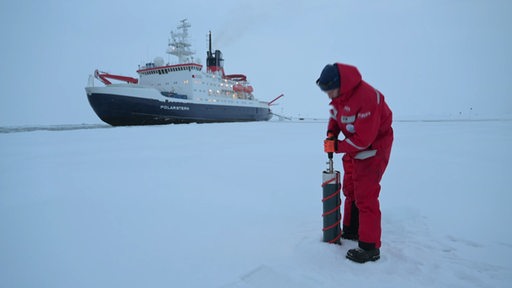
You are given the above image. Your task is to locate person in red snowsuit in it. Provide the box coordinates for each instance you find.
[317,63,393,263]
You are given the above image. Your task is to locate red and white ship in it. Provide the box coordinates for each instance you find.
[85,19,281,126]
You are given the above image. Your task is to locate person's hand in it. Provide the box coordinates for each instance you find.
[324,133,337,153]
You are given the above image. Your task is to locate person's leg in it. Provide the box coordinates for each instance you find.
[341,154,358,239]
[353,151,390,249]
[346,148,391,263]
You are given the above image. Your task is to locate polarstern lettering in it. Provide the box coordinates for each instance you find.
[160,105,190,111]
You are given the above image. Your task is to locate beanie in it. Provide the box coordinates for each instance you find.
[316,64,340,91]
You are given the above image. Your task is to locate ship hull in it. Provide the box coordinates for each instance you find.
[86,88,272,126]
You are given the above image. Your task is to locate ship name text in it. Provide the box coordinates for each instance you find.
[160,105,190,111]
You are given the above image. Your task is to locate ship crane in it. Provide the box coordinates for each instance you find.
[94,70,139,85]
[268,93,284,106]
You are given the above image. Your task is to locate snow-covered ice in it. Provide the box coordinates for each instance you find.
[1,120,511,287]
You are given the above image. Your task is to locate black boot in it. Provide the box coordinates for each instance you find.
[346,248,380,263]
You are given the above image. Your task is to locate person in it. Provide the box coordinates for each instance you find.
[316,63,393,263]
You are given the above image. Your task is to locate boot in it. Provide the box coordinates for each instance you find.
[346,248,380,263]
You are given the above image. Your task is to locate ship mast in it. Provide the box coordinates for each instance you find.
[167,19,195,63]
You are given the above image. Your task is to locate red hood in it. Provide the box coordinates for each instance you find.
[336,63,362,98]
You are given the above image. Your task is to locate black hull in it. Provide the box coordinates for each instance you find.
[87,93,272,126]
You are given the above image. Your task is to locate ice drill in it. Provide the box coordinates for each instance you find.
[321,145,342,244]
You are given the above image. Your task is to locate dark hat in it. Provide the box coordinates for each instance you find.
[316,64,340,91]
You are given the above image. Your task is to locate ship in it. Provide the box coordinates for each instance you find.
[85,19,282,126]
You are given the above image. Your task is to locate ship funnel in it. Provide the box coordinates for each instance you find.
[206,31,225,76]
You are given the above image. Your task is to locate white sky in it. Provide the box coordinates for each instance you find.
[1,0,511,125]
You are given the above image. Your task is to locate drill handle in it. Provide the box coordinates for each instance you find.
[326,132,336,160]
[326,132,336,172]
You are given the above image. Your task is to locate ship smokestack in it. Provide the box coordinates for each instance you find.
[206,31,225,76]
[209,31,212,54]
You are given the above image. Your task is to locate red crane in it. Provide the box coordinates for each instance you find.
[94,69,138,85]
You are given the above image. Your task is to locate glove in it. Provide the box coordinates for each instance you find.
[324,139,337,153]
[324,132,337,153]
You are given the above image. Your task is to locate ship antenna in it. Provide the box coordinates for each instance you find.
[167,19,195,63]
[209,31,212,54]
[206,31,213,69]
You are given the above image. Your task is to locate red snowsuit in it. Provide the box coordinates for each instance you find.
[327,63,393,249]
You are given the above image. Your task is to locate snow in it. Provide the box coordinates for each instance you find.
[1,119,511,287]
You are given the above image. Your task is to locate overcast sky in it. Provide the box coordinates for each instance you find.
[1,0,511,125]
